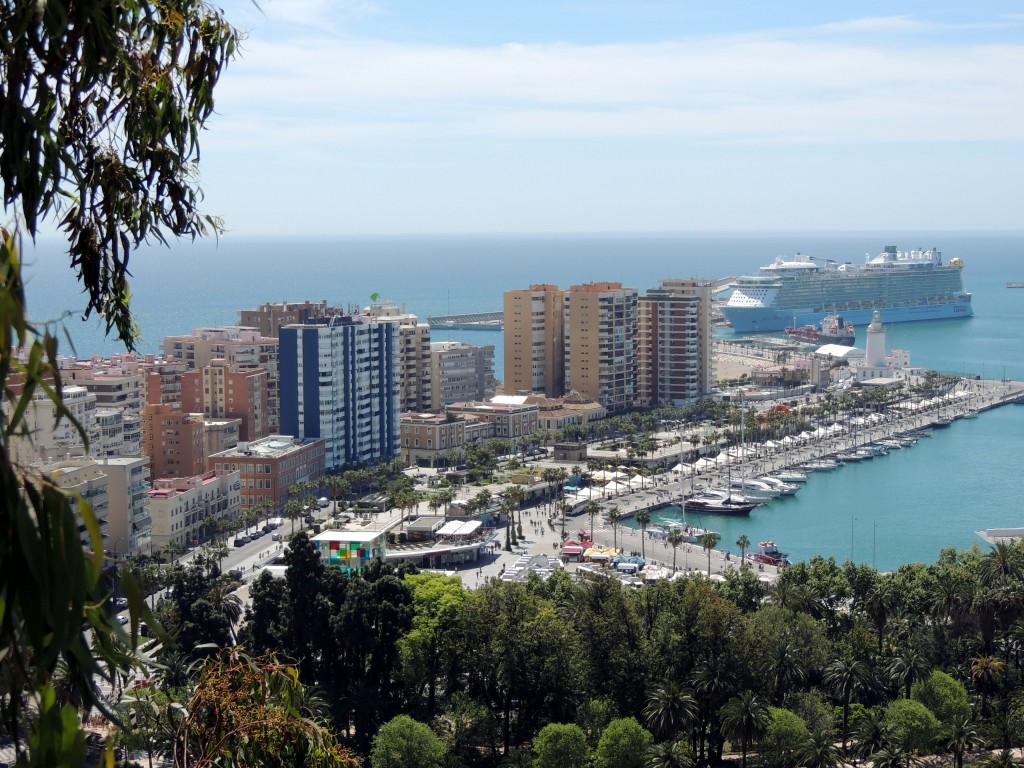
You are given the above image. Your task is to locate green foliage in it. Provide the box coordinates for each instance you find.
[761,707,809,768]
[884,698,941,754]
[532,722,590,768]
[912,669,972,723]
[370,714,447,768]
[593,717,653,768]
[717,566,766,612]
[0,0,238,347]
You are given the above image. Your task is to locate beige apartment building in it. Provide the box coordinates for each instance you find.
[503,284,565,398]
[564,282,639,412]
[162,327,280,432]
[180,359,269,441]
[147,469,241,550]
[238,300,346,338]
[363,301,433,413]
[638,279,714,406]
[430,340,495,410]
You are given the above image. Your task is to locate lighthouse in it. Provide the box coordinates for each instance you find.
[864,310,886,369]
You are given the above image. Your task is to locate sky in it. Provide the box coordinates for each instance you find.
[161,2,1024,234]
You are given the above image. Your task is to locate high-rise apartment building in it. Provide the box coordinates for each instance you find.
[638,279,714,405]
[503,285,565,398]
[140,404,207,479]
[163,327,280,431]
[238,301,346,338]
[564,282,639,412]
[97,456,152,556]
[430,340,495,409]
[279,315,399,470]
[365,301,433,413]
[180,359,269,441]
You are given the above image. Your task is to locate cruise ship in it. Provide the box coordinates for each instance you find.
[722,246,972,333]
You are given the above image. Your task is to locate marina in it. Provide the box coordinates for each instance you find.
[427,311,503,330]
[600,378,1024,570]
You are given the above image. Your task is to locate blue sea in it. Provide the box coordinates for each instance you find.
[19,231,1024,569]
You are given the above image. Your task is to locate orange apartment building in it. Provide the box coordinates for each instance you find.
[503,284,565,398]
[180,359,269,441]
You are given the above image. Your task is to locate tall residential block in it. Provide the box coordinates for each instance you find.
[238,301,346,339]
[97,456,152,556]
[430,340,495,410]
[564,282,639,412]
[365,301,433,413]
[140,404,207,479]
[503,285,565,398]
[163,327,280,431]
[181,359,269,441]
[279,315,399,470]
[638,278,714,406]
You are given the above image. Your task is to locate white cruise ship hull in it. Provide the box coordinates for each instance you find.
[724,299,972,333]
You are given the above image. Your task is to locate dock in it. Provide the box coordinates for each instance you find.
[428,311,503,330]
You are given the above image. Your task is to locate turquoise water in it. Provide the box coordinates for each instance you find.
[623,403,1024,571]
[19,231,1024,569]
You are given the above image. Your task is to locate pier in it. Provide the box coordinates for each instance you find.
[427,311,503,330]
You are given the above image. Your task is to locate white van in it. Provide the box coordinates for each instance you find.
[267,517,285,529]
[318,497,330,508]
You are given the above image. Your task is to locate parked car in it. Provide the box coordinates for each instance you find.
[318,497,330,508]
[233,536,248,547]
[113,596,128,610]
[304,514,315,524]
[272,532,283,541]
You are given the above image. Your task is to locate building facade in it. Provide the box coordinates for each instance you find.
[162,327,280,432]
[209,434,326,513]
[445,396,540,441]
[43,458,111,548]
[97,456,152,556]
[564,282,639,412]
[638,278,714,406]
[146,469,241,551]
[180,359,269,441]
[430,340,495,410]
[238,300,348,339]
[279,316,399,470]
[503,284,565,398]
[365,302,433,413]
[140,404,207,479]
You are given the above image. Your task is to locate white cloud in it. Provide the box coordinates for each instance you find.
[209,23,1024,151]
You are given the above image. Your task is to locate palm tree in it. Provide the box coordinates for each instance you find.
[852,708,894,761]
[719,689,770,768]
[763,637,807,704]
[643,680,699,742]
[799,729,844,768]
[701,531,720,577]
[736,534,751,569]
[977,750,1023,768]
[942,712,986,768]
[970,654,1006,716]
[644,741,694,768]
[979,540,1024,587]
[865,579,895,655]
[284,498,301,536]
[824,655,870,752]
[584,499,601,542]
[887,645,930,699]
[636,508,652,559]
[608,506,622,551]
[668,528,685,573]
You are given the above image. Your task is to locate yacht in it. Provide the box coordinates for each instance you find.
[756,476,800,495]
[729,478,781,499]
[685,490,760,517]
[774,470,808,483]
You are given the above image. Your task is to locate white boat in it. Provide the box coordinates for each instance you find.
[729,478,780,499]
[773,470,808,483]
[756,476,799,495]
[802,459,838,471]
